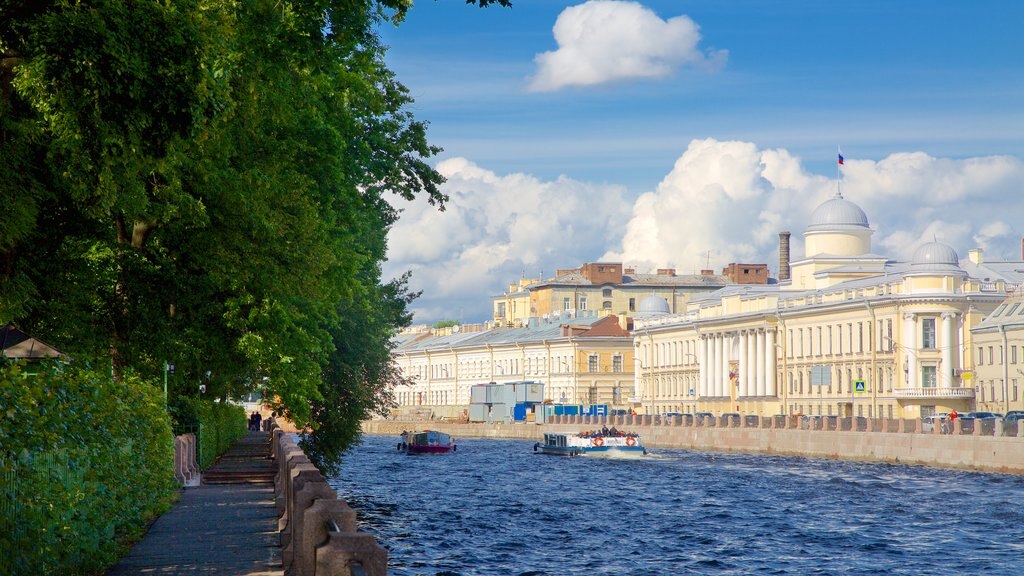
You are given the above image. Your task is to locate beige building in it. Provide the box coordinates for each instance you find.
[632,192,1015,420]
[392,314,635,419]
[492,262,743,326]
[971,288,1024,414]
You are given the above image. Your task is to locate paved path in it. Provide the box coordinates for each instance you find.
[107,431,283,575]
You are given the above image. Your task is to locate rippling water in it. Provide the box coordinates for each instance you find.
[328,435,1024,576]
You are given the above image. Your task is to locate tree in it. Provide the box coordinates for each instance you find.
[1,0,467,467]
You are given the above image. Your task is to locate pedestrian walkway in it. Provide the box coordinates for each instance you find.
[106,431,283,576]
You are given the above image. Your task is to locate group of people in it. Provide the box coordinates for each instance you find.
[576,427,638,438]
[248,411,263,431]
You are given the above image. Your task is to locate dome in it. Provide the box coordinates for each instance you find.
[637,295,671,316]
[806,192,870,232]
[910,240,961,272]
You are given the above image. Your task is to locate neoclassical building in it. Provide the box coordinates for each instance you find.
[392,314,635,419]
[632,192,1015,419]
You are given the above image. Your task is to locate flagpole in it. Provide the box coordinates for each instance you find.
[836,146,843,198]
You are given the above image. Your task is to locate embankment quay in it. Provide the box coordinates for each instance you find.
[363,414,1024,474]
[107,425,388,576]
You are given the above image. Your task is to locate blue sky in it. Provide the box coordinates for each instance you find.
[378,1,1024,323]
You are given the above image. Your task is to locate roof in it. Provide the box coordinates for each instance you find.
[1,324,65,359]
[806,192,870,232]
[393,313,630,354]
[972,289,1024,332]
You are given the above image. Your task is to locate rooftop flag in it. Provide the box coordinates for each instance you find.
[838,149,844,165]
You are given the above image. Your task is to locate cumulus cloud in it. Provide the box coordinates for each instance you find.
[385,158,631,322]
[605,139,1024,275]
[528,0,726,92]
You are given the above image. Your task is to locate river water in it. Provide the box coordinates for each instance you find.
[328,435,1024,576]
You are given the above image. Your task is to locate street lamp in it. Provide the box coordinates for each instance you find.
[163,362,175,404]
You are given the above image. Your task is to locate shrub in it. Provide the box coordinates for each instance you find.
[171,397,247,469]
[0,360,178,575]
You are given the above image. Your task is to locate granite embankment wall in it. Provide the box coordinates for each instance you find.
[362,416,1024,475]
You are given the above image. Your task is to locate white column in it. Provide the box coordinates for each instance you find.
[698,336,707,398]
[724,334,731,398]
[941,313,955,388]
[904,313,917,388]
[756,329,766,397]
[715,333,724,397]
[739,331,749,397]
[747,329,757,397]
[766,328,777,397]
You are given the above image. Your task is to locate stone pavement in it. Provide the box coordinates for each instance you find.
[106,431,283,575]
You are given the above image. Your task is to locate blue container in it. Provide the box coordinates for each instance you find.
[513,404,528,421]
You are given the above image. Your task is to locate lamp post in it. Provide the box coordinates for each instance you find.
[163,362,175,404]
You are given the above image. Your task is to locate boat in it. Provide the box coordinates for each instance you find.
[397,430,456,454]
[533,432,646,457]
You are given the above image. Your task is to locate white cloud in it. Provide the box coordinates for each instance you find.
[606,139,1024,276]
[385,158,631,323]
[528,0,726,92]
[389,142,1024,323]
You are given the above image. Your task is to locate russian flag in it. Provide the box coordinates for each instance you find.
[838,150,844,165]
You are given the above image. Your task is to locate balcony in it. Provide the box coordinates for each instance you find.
[893,387,975,400]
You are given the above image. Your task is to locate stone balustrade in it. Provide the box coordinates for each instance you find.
[268,420,389,576]
[172,433,200,487]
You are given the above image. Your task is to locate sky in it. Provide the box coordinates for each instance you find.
[376,0,1024,324]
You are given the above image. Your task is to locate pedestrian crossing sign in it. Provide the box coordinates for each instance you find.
[854,379,866,393]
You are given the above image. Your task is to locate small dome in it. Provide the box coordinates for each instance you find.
[637,295,671,316]
[806,192,870,231]
[911,241,961,272]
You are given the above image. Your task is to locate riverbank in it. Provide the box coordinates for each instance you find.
[362,418,1024,474]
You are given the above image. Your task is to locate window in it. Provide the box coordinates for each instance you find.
[921,365,937,388]
[563,297,571,311]
[579,297,587,310]
[817,327,822,356]
[988,346,994,365]
[921,318,936,349]
[612,354,623,373]
[603,301,612,309]
[887,320,893,351]
[1013,346,1018,364]
[858,322,864,353]
[588,354,599,372]
[978,346,984,365]
[497,302,506,317]
[827,326,833,355]
[602,288,612,297]
[1014,379,1019,402]
[629,298,635,312]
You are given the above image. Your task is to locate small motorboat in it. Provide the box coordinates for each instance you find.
[397,430,456,454]
[534,431,646,457]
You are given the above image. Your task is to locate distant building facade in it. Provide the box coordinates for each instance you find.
[491,262,743,326]
[631,192,1017,420]
[392,314,635,419]
[971,287,1024,414]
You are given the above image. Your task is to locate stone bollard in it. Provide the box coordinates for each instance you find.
[173,436,186,485]
[294,498,357,576]
[315,532,389,576]
[995,420,1005,437]
[183,434,199,486]
[283,473,333,571]
[1019,424,1024,439]
[278,445,310,535]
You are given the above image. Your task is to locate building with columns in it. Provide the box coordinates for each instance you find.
[391,313,635,419]
[632,191,1016,419]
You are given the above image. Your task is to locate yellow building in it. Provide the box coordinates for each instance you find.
[971,288,1024,414]
[632,192,1011,420]
[492,262,732,326]
[392,313,635,419]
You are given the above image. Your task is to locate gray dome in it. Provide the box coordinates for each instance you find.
[806,192,870,231]
[910,241,961,272]
[637,295,671,316]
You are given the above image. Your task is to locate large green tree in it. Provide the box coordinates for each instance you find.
[0,0,480,470]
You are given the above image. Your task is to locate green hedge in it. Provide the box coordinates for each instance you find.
[171,398,247,469]
[0,360,178,575]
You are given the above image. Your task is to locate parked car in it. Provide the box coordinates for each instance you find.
[965,411,1000,420]
[921,414,949,433]
[609,409,630,416]
[1003,413,1024,424]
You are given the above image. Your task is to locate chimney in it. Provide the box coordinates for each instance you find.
[968,248,984,265]
[656,268,676,277]
[779,231,791,281]
[700,269,714,276]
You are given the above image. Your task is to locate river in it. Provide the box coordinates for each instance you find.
[328,435,1024,575]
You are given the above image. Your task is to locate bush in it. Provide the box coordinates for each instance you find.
[0,359,178,575]
[171,397,247,469]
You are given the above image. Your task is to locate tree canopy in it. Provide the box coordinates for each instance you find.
[0,0,464,472]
